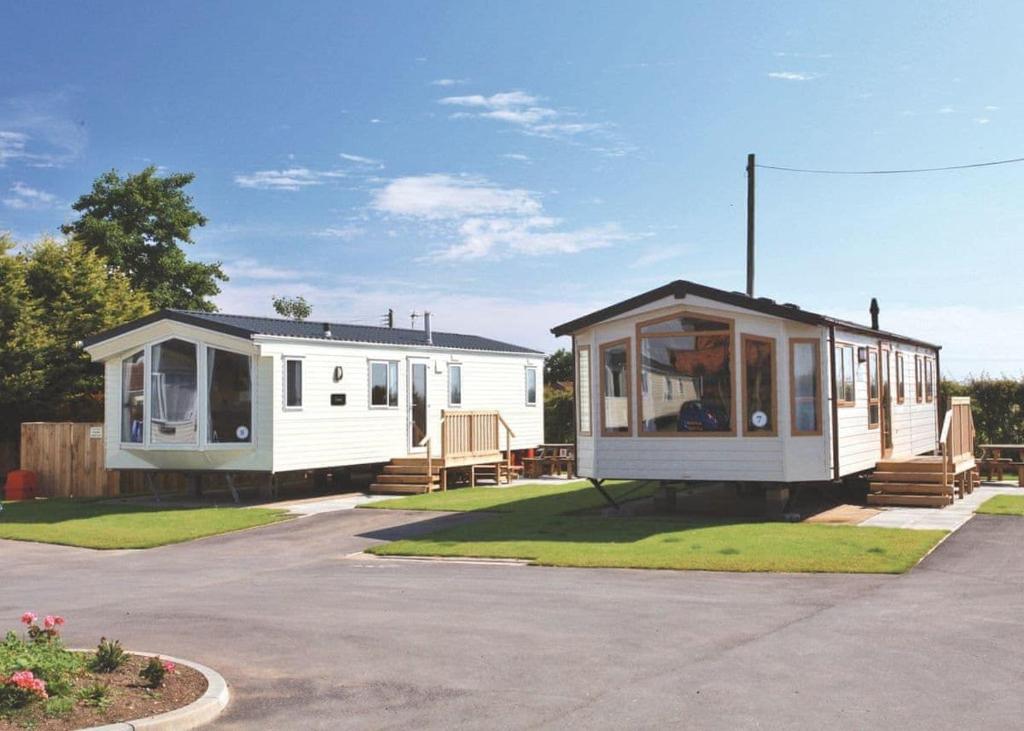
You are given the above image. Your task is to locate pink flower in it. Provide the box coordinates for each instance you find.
[43,615,56,630]
[53,616,65,626]
[163,661,176,673]
[20,612,36,625]
[6,670,47,698]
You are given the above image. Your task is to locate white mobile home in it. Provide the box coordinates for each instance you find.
[83,310,544,495]
[552,280,947,494]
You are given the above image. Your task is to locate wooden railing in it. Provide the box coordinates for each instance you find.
[939,397,975,483]
[440,410,515,471]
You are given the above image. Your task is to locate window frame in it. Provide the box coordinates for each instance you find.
[741,334,777,438]
[206,344,256,449]
[914,355,923,403]
[834,343,856,407]
[525,366,538,406]
[925,357,934,403]
[789,337,823,437]
[283,356,304,410]
[120,349,146,447]
[576,344,592,437]
[896,352,906,404]
[368,359,400,409]
[147,335,201,450]
[634,310,736,438]
[447,363,463,407]
[600,337,633,437]
[867,347,880,429]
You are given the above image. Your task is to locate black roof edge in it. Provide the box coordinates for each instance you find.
[550,279,940,351]
[81,310,254,348]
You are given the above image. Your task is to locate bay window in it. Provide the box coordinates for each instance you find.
[121,350,145,443]
[637,313,732,434]
[742,335,776,436]
[577,345,592,436]
[150,339,198,445]
[207,347,253,443]
[790,339,822,435]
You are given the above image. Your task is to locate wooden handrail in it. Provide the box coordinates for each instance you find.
[418,434,435,491]
[439,410,515,476]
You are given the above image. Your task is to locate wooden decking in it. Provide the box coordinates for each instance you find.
[868,455,979,508]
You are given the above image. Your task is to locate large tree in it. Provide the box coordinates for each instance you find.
[62,166,226,311]
[0,237,151,439]
[544,348,574,384]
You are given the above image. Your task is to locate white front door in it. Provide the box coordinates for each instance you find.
[408,359,428,452]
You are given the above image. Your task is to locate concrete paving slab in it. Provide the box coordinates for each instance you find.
[859,483,1019,531]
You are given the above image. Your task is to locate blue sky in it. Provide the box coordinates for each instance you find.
[1,1,1021,376]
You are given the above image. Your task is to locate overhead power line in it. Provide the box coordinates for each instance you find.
[756,155,1024,175]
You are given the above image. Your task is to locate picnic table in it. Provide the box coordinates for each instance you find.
[978,444,1024,484]
[523,443,576,479]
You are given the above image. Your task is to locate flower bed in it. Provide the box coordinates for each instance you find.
[0,613,207,730]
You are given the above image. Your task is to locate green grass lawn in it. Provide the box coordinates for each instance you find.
[977,495,1024,516]
[0,499,290,549]
[365,481,945,574]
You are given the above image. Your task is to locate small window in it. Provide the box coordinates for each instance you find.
[121,350,145,443]
[867,348,880,428]
[925,358,934,402]
[914,355,923,403]
[208,348,252,443]
[834,344,855,406]
[742,335,776,436]
[896,353,906,404]
[285,358,303,408]
[600,340,631,435]
[577,345,592,436]
[790,339,821,435]
[448,364,462,406]
[525,367,538,406]
[370,361,399,407]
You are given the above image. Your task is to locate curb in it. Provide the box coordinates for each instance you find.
[80,651,229,731]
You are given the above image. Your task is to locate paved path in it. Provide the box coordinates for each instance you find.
[2,509,1023,729]
[860,484,1019,531]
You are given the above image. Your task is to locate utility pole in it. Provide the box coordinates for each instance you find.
[746,152,755,297]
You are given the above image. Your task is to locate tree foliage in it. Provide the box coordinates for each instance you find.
[272,295,312,321]
[0,237,151,439]
[61,166,226,311]
[544,386,575,443]
[544,348,573,384]
[941,376,1024,448]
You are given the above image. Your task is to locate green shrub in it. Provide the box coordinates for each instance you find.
[941,377,1024,447]
[544,386,574,443]
[77,681,112,709]
[44,695,74,718]
[139,656,174,689]
[89,638,127,673]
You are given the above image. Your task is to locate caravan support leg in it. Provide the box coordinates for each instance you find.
[225,473,240,504]
[144,472,159,503]
[588,478,619,509]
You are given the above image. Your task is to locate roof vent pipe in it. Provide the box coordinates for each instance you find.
[322,322,332,338]
[423,311,432,345]
[869,298,880,330]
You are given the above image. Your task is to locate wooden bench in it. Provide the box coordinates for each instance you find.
[470,462,516,486]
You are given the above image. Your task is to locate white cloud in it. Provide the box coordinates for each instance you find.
[937,106,955,114]
[975,117,990,125]
[225,257,306,280]
[430,78,467,86]
[767,71,821,81]
[438,89,614,147]
[372,174,540,220]
[629,248,684,269]
[984,105,1000,111]
[2,181,58,210]
[313,226,365,240]
[338,152,381,166]
[371,173,631,260]
[502,153,531,162]
[773,52,833,59]
[0,92,87,168]
[0,131,29,166]
[234,167,346,191]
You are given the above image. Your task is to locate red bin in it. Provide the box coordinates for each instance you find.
[3,470,38,501]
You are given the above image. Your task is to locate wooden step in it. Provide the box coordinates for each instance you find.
[375,473,440,485]
[866,493,952,508]
[870,482,954,496]
[870,471,949,484]
[369,482,437,494]
[875,460,946,473]
[389,457,436,466]
[383,464,442,475]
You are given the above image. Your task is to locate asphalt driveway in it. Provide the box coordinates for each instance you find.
[2,509,1022,729]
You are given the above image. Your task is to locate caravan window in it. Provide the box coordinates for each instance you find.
[285,358,303,408]
[525,367,538,405]
[636,313,733,435]
[914,355,923,402]
[742,335,776,436]
[448,364,462,406]
[208,348,252,443]
[600,340,631,435]
[150,339,198,445]
[121,350,145,444]
[834,344,855,406]
[867,348,880,428]
[925,358,934,402]
[577,345,592,436]
[790,339,822,435]
[370,361,399,407]
[896,353,906,404]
